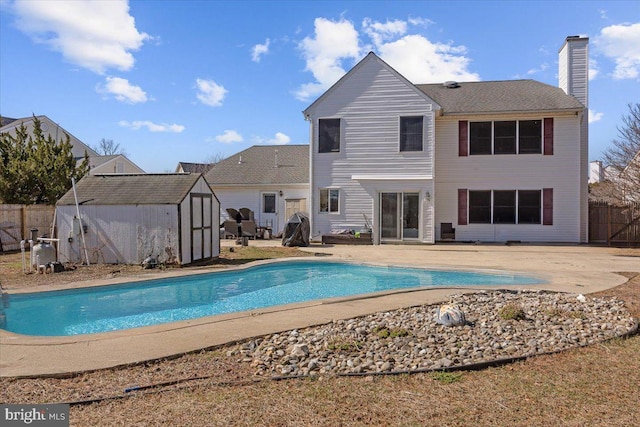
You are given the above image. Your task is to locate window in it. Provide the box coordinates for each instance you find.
[469,122,492,155]
[493,191,516,224]
[263,193,276,214]
[519,120,542,154]
[494,121,516,154]
[467,190,541,224]
[318,118,340,153]
[469,191,491,223]
[400,116,423,151]
[518,190,541,224]
[319,189,339,213]
[466,119,545,155]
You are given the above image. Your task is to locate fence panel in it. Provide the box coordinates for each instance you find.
[589,201,640,246]
[0,204,55,252]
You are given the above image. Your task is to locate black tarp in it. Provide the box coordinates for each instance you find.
[282,212,310,247]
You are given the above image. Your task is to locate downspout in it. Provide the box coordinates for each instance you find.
[305,113,314,240]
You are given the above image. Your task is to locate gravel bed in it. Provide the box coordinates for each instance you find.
[231,290,636,377]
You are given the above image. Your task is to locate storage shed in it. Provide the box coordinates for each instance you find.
[56,174,220,265]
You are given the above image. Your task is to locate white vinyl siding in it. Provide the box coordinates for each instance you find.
[213,185,308,235]
[306,55,436,243]
[435,114,583,242]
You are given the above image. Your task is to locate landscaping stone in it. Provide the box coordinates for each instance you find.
[234,290,636,378]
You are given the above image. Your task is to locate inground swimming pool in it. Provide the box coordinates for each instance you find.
[0,260,544,336]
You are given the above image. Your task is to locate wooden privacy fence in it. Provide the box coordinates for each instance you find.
[589,201,640,246]
[0,204,56,252]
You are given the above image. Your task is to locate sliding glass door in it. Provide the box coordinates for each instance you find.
[380,192,419,241]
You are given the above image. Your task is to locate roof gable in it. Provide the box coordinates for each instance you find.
[205,145,308,186]
[303,52,439,117]
[56,174,209,206]
[0,115,100,157]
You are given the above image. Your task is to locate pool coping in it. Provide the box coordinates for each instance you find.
[1,244,635,378]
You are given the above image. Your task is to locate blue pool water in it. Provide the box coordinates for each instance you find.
[0,261,543,336]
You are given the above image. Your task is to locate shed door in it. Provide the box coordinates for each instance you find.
[191,194,213,262]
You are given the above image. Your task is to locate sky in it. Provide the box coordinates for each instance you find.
[1,1,639,173]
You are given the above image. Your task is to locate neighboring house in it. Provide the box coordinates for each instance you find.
[0,115,144,175]
[205,145,309,236]
[615,149,640,203]
[56,173,219,265]
[303,36,589,244]
[0,115,99,160]
[89,154,145,175]
[589,160,604,184]
[175,162,213,174]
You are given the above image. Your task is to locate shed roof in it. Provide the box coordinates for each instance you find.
[416,80,584,115]
[205,145,309,185]
[57,173,209,206]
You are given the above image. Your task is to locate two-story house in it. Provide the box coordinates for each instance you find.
[303,36,588,244]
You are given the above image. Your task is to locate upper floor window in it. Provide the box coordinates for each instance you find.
[318,118,340,153]
[518,120,542,154]
[400,116,423,152]
[263,193,276,214]
[319,188,339,213]
[468,120,542,155]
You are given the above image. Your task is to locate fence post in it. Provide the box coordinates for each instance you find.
[21,205,27,240]
[606,204,611,246]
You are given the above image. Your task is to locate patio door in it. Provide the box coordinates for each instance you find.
[380,192,420,241]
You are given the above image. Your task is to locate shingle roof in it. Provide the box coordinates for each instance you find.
[0,116,18,127]
[205,145,309,185]
[56,174,207,206]
[417,80,585,115]
[176,162,213,173]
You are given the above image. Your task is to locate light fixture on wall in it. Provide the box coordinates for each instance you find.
[425,191,431,202]
[279,190,283,197]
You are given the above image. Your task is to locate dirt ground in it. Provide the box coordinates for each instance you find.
[0,245,310,290]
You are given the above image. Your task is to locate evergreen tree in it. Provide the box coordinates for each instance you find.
[0,116,89,204]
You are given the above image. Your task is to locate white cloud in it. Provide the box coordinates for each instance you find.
[12,0,149,74]
[589,59,600,80]
[267,132,291,145]
[215,130,243,144]
[296,17,480,101]
[362,18,407,47]
[119,120,184,133]
[589,110,604,123]
[99,77,148,103]
[251,38,270,62]
[196,78,227,107]
[595,23,640,79]
[295,17,361,101]
[376,34,480,83]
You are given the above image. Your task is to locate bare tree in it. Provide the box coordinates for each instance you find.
[602,103,640,203]
[204,151,227,164]
[93,138,127,156]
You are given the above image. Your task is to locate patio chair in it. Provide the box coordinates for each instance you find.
[224,220,239,239]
